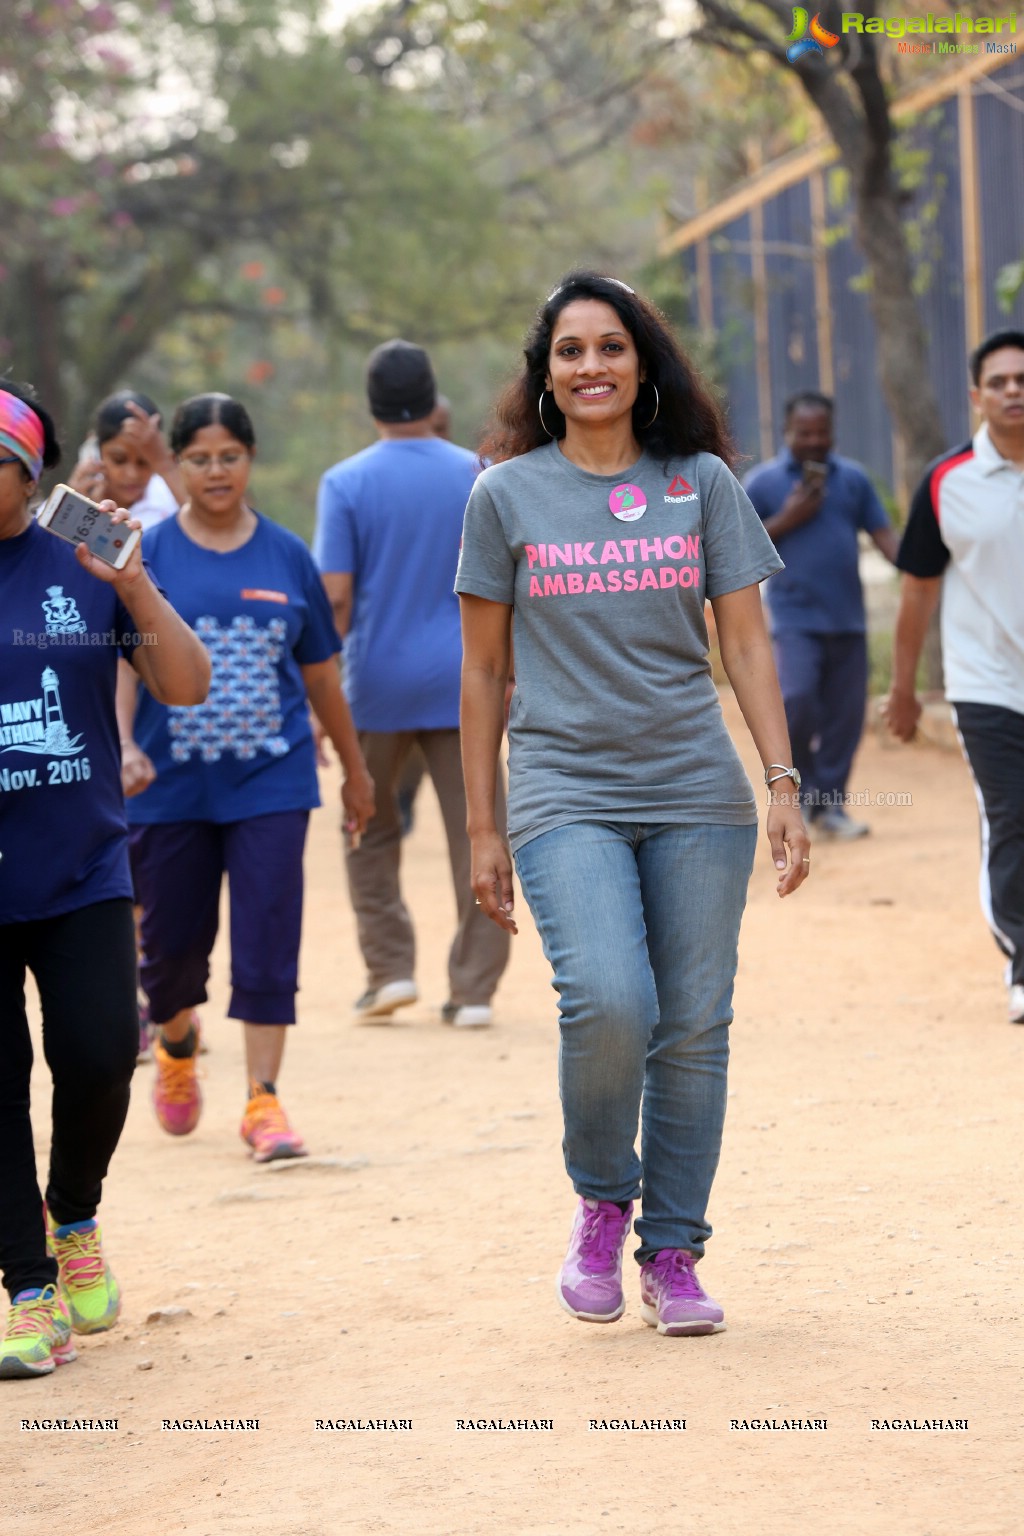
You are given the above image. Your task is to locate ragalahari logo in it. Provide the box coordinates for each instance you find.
[787,7,841,61]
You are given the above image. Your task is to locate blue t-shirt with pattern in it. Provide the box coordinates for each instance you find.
[127,513,339,826]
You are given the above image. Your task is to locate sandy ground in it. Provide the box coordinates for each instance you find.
[6,692,1022,1536]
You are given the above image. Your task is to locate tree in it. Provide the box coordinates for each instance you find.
[686,0,948,491]
[0,0,529,447]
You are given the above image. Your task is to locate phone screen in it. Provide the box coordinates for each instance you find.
[43,489,135,565]
[802,461,828,485]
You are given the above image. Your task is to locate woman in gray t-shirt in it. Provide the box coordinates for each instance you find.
[456,270,808,1338]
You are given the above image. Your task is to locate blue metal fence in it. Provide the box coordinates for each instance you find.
[709,214,760,465]
[976,66,1024,333]
[670,59,1024,496]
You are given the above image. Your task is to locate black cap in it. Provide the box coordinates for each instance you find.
[366,339,437,424]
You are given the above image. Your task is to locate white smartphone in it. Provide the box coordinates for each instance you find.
[37,483,142,570]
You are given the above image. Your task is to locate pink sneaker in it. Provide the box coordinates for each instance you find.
[556,1197,633,1323]
[151,1034,202,1136]
[639,1249,725,1336]
[240,1086,307,1163]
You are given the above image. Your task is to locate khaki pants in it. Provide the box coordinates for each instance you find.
[345,729,510,1006]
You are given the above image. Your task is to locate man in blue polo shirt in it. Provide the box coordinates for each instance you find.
[314,340,509,1027]
[744,391,900,837]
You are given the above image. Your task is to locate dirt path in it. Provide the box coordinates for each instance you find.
[7,694,1020,1536]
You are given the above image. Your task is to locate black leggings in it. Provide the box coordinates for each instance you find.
[0,899,137,1300]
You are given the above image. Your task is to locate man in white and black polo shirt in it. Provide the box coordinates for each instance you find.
[884,329,1024,1025]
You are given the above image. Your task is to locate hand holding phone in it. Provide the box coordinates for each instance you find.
[37,484,142,571]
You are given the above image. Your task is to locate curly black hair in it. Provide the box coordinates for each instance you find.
[479,270,733,468]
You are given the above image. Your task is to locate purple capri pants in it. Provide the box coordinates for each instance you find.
[129,811,309,1027]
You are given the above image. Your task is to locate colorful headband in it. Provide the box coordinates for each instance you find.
[0,391,45,481]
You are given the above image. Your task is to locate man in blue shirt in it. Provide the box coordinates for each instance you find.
[744,392,899,837]
[314,340,509,1026]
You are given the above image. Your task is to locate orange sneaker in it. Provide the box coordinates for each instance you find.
[240,1085,306,1163]
[152,1034,202,1136]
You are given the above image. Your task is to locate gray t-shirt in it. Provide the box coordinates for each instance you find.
[456,440,783,851]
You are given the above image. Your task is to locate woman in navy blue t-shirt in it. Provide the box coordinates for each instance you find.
[120,393,374,1163]
[0,380,210,1379]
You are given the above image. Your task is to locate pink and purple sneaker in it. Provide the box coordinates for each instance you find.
[639,1249,725,1336]
[556,1197,633,1323]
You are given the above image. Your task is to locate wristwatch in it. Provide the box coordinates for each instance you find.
[765,764,801,797]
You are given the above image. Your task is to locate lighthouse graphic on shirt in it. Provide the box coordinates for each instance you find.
[0,667,85,756]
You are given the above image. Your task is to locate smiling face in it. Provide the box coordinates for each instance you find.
[176,423,252,520]
[99,430,153,509]
[545,299,643,432]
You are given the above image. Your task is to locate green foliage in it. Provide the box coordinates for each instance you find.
[997,259,1024,313]
[2,0,703,493]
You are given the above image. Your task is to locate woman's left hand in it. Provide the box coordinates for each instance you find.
[74,502,144,587]
[342,767,376,846]
[767,803,811,896]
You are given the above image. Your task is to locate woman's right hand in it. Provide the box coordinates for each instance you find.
[471,829,518,934]
[120,740,156,797]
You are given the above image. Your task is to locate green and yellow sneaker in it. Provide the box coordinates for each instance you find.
[0,1286,76,1379]
[45,1212,121,1335]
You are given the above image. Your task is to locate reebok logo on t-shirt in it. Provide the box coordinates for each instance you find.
[665,475,698,504]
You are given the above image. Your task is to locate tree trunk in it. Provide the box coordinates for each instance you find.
[21,259,67,434]
[799,58,948,688]
[852,187,947,489]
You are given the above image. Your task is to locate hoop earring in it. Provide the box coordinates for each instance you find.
[538,390,560,439]
[637,381,659,430]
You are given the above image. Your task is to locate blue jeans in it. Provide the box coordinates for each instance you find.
[514,821,757,1263]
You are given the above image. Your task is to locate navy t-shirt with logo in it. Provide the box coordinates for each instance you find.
[0,519,138,924]
[127,512,340,826]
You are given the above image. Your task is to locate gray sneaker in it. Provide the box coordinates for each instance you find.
[815,807,869,839]
[441,1002,493,1029]
[353,980,418,1021]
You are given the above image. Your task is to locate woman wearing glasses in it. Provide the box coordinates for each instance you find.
[120,393,374,1160]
